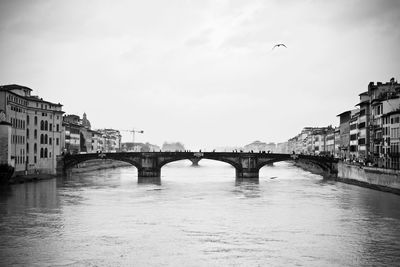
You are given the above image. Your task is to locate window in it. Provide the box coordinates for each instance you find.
[26,143,29,153]
[34,116,38,125]
[34,143,37,154]
[360,109,366,116]
[358,122,365,129]
[45,121,48,131]
[34,156,37,163]
[40,148,43,158]
[350,134,357,141]
[56,124,59,132]
[26,128,29,139]
[49,124,52,131]
[56,138,59,146]
[45,134,48,144]
[40,120,44,130]
[40,134,44,144]
[358,138,366,145]
[49,138,52,145]
[44,148,48,158]
[34,129,37,139]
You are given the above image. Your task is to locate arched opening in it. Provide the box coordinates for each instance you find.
[62,158,140,185]
[161,159,236,183]
[258,159,333,180]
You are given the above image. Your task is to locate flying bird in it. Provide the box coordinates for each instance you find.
[272,43,287,50]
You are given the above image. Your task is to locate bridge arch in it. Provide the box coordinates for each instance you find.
[60,153,142,173]
[257,157,337,176]
[158,156,241,171]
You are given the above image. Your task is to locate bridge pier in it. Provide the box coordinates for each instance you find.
[138,167,161,179]
[190,158,201,166]
[236,169,259,179]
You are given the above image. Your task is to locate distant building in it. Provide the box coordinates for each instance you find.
[337,110,358,159]
[349,110,360,160]
[96,128,122,152]
[387,110,400,169]
[244,141,276,152]
[276,142,289,153]
[122,142,160,152]
[355,91,370,161]
[62,113,104,154]
[62,114,81,154]
[0,84,64,175]
[287,127,333,155]
[161,142,185,152]
[325,127,337,156]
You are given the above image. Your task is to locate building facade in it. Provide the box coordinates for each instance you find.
[0,84,64,174]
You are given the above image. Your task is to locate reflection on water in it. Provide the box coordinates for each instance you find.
[0,161,399,266]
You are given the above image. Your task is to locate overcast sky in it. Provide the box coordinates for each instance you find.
[1,0,399,149]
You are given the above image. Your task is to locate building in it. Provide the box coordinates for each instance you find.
[161,142,185,152]
[349,110,360,160]
[387,110,400,169]
[364,78,400,167]
[0,84,64,175]
[276,142,289,153]
[121,142,161,152]
[325,127,337,156]
[287,127,333,155]
[62,113,104,154]
[337,110,358,160]
[62,114,81,154]
[355,92,370,162]
[244,141,276,152]
[96,129,122,152]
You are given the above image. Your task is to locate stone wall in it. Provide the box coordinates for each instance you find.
[337,162,400,194]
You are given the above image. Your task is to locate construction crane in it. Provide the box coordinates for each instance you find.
[121,129,144,143]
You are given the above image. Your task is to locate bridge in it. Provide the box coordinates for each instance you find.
[57,152,338,180]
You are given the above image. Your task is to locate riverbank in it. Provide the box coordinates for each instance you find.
[336,162,400,195]
[7,159,131,184]
[9,173,56,184]
[294,160,400,195]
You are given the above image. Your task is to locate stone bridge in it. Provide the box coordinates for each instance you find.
[57,152,338,179]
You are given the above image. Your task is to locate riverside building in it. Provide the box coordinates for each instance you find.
[0,84,64,175]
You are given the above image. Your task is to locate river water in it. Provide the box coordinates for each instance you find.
[0,161,399,266]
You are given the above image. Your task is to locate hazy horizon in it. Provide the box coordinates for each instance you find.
[1,0,399,150]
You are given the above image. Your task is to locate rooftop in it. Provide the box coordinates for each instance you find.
[0,84,33,91]
[336,110,352,117]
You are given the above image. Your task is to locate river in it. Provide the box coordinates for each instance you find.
[0,160,399,266]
